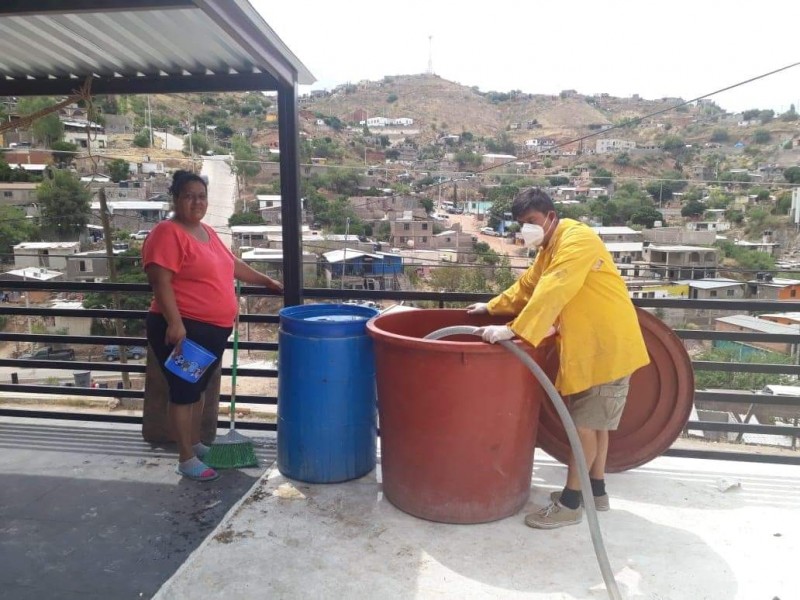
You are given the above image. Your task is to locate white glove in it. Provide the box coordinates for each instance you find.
[466,302,490,315]
[477,325,515,344]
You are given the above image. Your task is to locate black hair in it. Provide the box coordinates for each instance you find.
[511,187,556,220]
[168,170,207,199]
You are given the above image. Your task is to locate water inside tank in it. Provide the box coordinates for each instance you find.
[305,314,370,322]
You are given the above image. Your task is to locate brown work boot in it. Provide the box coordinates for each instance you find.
[525,501,583,529]
[550,490,610,512]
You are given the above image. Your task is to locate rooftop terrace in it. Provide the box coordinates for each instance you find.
[3,417,796,600]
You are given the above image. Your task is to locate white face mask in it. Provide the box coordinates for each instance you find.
[520,223,545,247]
[520,214,555,247]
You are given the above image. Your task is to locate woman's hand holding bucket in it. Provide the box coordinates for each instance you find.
[165,319,187,354]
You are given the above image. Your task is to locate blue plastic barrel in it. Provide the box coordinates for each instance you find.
[277,303,380,483]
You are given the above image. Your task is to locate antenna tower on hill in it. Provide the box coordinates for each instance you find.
[427,35,433,75]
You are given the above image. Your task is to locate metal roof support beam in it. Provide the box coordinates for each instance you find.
[0,72,282,97]
[278,81,303,307]
[0,0,195,15]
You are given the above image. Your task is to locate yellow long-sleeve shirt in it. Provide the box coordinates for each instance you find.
[487,218,649,395]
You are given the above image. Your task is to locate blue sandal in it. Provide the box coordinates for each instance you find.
[176,460,219,482]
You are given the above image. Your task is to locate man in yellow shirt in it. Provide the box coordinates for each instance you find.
[470,188,649,529]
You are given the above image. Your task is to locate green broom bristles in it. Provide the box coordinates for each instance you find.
[205,431,258,469]
[205,281,258,470]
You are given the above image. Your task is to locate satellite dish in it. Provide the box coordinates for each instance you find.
[406,239,415,248]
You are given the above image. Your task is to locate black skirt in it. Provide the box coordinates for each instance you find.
[146,312,232,405]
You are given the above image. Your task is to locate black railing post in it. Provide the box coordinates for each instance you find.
[278,80,303,307]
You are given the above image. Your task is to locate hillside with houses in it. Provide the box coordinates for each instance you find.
[1,74,799,354]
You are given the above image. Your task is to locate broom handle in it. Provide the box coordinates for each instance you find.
[230,280,240,432]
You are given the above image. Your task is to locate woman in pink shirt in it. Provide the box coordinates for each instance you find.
[143,170,283,482]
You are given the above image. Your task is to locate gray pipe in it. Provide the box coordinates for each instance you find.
[423,326,622,600]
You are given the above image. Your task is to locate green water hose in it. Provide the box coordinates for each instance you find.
[423,326,622,600]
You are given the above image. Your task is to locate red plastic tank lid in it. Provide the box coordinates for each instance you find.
[536,307,694,472]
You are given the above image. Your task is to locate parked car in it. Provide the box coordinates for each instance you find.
[130,230,150,240]
[480,227,501,237]
[103,345,145,361]
[19,346,75,361]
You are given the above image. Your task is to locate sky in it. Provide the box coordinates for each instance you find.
[253,0,799,114]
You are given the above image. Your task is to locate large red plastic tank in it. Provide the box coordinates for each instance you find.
[367,309,554,524]
[536,307,695,472]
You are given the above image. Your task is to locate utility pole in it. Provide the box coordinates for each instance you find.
[341,218,350,291]
[147,94,153,147]
[98,187,131,389]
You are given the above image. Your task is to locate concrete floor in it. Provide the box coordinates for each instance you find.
[0,418,276,600]
[156,451,800,600]
[2,417,797,600]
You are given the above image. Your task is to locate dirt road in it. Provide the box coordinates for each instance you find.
[444,211,532,269]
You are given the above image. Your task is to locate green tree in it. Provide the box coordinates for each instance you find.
[184,132,210,155]
[783,166,800,184]
[661,135,687,157]
[780,104,798,122]
[486,185,519,228]
[592,168,613,186]
[133,128,151,148]
[725,209,744,224]
[419,197,434,214]
[324,170,362,195]
[588,196,618,226]
[387,93,398,103]
[82,250,149,334]
[0,205,39,255]
[454,149,482,169]
[742,109,761,121]
[17,97,64,147]
[758,109,775,124]
[774,191,792,215]
[630,205,664,228]
[231,135,261,184]
[493,255,517,291]
[719,171,751,184]
[36,169,91,238]
[485,131,516,155]
[107,158,131,183]
[681,199,707,217]
[556,202,591,221]
[710,129,729,143]
[752,129,771,144]
[228,212,264,226]
[613,152,630,166]
[548,176,570,186]
[694,346,792,390]
[50,141,78,167]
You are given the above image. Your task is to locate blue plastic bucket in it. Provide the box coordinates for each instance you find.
[278,303,379,483]
[164,338,216,383]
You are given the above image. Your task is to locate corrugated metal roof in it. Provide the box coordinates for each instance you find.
[715,315,800,335]
[0,1,314,94]
[677,278,743,290]
[604,242,643,252]
[323,249,382,263]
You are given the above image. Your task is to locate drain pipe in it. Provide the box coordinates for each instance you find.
[424,326,622,600]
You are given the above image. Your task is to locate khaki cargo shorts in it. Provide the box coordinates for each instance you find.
[568,376,631,431]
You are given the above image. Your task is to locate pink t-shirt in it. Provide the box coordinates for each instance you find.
[142,220,237,328]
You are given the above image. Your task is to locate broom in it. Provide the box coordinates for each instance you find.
[205,281,258,469]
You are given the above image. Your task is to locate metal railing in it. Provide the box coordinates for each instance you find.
[0,280,798,465]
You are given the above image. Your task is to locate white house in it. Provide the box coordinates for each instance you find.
[605,242,644,263]
[592,226,642,243]
[61,119,107,150]
[13,241,80,270]
[596,139,636,154]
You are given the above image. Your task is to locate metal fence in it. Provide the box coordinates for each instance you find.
[1,280,798,465]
